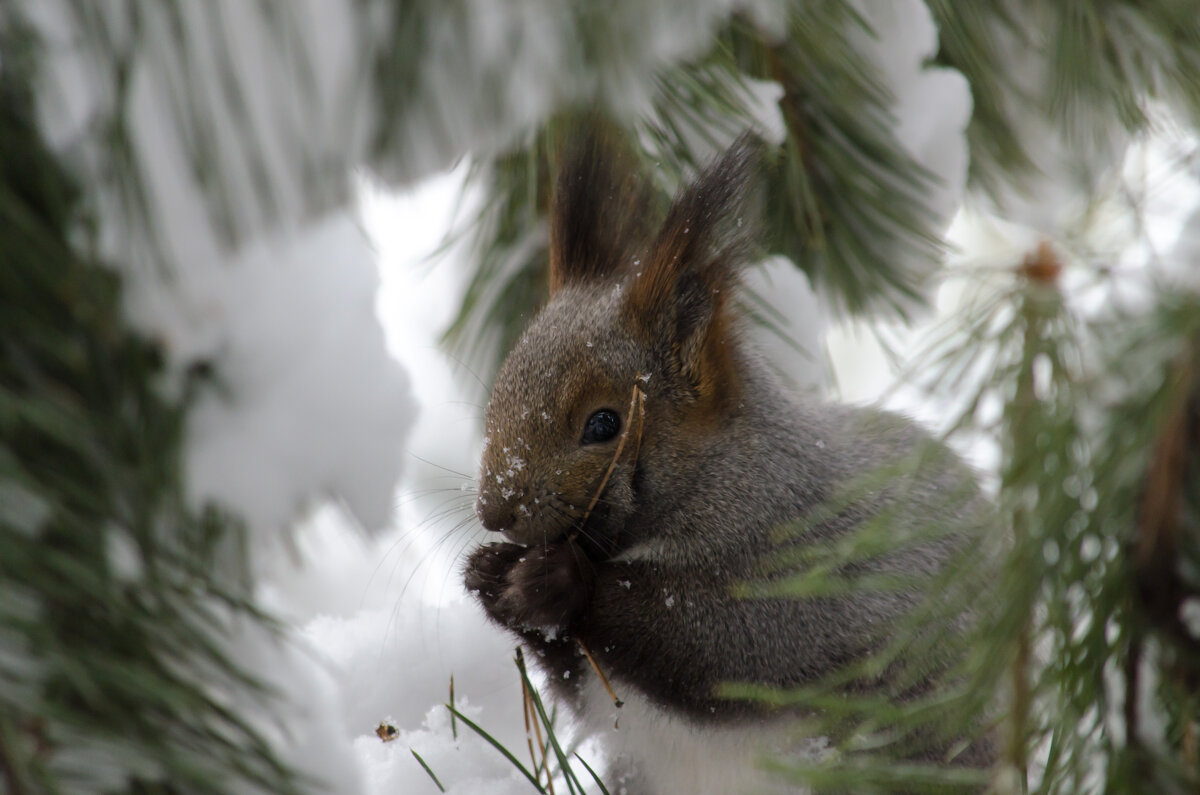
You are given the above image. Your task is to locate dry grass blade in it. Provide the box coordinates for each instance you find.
[578,637,624,715]
[516,649,591,795]
[578,381,647,525]
[528,678,555,793]
[571,379,648,716]
[520,670,539,784]
[518,649,554,793]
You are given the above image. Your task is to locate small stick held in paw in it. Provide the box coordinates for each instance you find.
[577,381,647,527]
[569,380,644,722]
[577,636,624,713]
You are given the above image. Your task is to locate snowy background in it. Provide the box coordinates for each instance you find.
[18,0,1200,792]
[294,141,1200,795]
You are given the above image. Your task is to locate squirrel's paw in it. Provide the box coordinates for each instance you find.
[464,541,593,630]
[463,542,526,610]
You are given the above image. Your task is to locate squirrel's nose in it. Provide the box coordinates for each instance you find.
[476,494,512,533]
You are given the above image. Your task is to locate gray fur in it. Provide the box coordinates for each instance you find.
[463,137,994,792]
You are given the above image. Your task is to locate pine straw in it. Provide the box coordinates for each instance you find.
[522,668,555,794]
[577,381,647,527]
[571,379,647,715]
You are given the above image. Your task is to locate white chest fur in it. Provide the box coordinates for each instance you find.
[576,674,823,795]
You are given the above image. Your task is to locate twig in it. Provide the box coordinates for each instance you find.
[568,380,646,719]
[578,381,647,526]
[1133,346,1200,652]
[577,637,624,712]
[1005,244,1061,787]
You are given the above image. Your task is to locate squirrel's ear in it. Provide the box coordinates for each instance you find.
[625,135,761,403]
[549,130,651,294]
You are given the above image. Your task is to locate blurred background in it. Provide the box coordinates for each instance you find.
[3,2,1200,793]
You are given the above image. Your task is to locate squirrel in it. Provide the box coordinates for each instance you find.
[463,130,995,794]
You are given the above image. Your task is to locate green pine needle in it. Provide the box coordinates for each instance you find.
[410,748,447,793]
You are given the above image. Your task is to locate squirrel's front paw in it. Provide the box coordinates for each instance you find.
[463,542,526,612]
[464,541,593,630]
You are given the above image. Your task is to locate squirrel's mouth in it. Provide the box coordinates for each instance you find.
[568,501,623,561]
[487,467,638,559]
[572,459,644,560]
[495,507,619,561]
[496,521,563,547]
[498,526,563,546]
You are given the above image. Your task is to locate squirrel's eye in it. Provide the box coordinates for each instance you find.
[581,409,621,444]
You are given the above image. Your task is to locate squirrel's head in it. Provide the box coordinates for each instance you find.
[476,132,760,555]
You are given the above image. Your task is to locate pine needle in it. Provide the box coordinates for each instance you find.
[573,753,612,795]
[568,380,646,716]
[577,637,624,713]
[445,703,544,791]
[515,651,588,795]
[530,686,555,795]
[578,381,647,525]
[409,748,446,793]
[519,650,555,795]
[449,675,457,741]
[520,670,540,783]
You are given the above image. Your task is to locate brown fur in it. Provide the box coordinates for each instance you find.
[549,130,651,295]
[624,137,757,417]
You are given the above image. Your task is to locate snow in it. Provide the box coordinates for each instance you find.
[23,2,420,791]
[181,214,412,538]
[17,1,1200,793]
[218,600,366,795]
[22,0,414,544]
[238,174,560,794]
[743,256,829,391]
[849,0,972,231]
[1114,130,1200,293]
[15,1,959,788]
[356,702,531,795]
[364,0,774,183]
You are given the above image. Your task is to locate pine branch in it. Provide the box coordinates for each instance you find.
[0,22,301,794]
[932,1,1200,199]
[449,6,960,375]
[1133,334,1200,652]
[1002,242,1065,786]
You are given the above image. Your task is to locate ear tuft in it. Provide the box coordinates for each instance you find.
[626,135,763,404]
[549,127,653,294]
[628,135,761,317]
